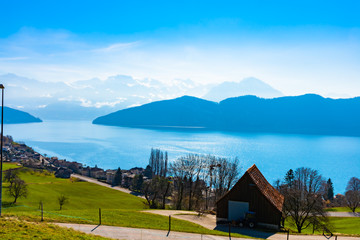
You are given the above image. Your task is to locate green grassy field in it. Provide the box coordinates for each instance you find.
[1,163,250,238]
[0,218,110,240]
[325,207,360,212]
[285,217,360,236]
[2,162,21,171]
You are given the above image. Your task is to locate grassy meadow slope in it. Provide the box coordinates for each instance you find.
[2,163,359,237]
[1,163,249,238]
[0,218,110,240]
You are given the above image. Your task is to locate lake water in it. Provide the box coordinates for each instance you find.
[5,120,360,194]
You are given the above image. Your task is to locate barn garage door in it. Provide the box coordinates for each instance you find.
[228,201,249,221]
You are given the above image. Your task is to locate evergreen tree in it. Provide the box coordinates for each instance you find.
[149,148,155,175]
[144,165,153,179]
[113,167,122,186]
[326,178,334,200]
[135,174,144,191]
[160,151,164,177]
[284,169,294,187]
[164,151,168,177]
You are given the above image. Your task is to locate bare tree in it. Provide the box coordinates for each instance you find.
[58,195,69,210]
[143,176,171,209]
[170,154,240,210]
[170,157,188,209]
[149,148,168,177]
[211,157,240,202]
[8,176,28,204]
[280,167,328,233]
[4,169,19,184]
[143,178,159,208]
[345,177,360,213]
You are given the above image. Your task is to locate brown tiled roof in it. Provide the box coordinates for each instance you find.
[246,164,284,212]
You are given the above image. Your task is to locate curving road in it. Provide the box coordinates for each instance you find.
[55,222,359,240]
[71,174,145,199]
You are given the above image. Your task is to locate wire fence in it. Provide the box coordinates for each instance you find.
[3,204,92,222]
[3,205,342,240]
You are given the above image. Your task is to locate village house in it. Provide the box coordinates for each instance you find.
[90,166,106,180]
[55,167,72,178]
[216,164,284,230]
[122,172,136,188]
[106,169,116,184]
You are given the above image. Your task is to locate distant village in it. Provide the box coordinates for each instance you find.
[2,135,144,188]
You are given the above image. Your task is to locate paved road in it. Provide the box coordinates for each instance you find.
[327,212,360,217]
[71,174,145,199]
[55,223,359,240]
[144,210,217,229]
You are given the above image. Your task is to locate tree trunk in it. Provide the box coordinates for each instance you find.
[162,181,170,209]
[188,179,193,210]
[177,182,184,210]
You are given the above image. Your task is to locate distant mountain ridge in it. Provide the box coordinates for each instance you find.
[203,77,283,102]
[93,94,360,136]
[4,107,42,124]
[1,73,284,120]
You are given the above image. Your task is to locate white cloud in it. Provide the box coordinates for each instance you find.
[126,103,141,108]
[79,99,126,108]
[40,94,53,98]
[0,27,359,97]
[92,42,140,53]
[0,57,29,61]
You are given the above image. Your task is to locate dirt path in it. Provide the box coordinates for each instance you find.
[143,210,359,240]
[71,174,145,199]
[55,222,359,240]
[327,212,360,217]
[144,210,217,229]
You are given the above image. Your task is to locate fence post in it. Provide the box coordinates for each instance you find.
[229,222,231,240]
[41,201,43,222]
[167,215,171,237]
[99,208,101,225]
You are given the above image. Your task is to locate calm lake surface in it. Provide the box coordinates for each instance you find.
[5,120,360,194]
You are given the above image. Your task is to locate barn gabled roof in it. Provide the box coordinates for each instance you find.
[217,164,284,212]
[246,164,284,212]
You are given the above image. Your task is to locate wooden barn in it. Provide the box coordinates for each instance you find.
[216,164,284,229]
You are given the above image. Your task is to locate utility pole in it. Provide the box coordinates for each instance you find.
[0,84,5,216]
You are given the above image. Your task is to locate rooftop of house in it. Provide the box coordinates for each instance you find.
[217,164,284,213]
[246,164,284,212]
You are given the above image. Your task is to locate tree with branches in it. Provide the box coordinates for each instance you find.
[170,154,240,210]
[58,195,69,210]
[7,176,28,204]
[279,167,328,233]
[112,167,122,186]
[345,177,360,213]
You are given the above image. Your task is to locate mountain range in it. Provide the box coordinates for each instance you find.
[203,77,283,102]
[1,73,284,120]
[93,94,360,136]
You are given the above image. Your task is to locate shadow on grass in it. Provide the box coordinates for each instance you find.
[215,224,279,239]
[130,191,144,197]
[1,201,17,208]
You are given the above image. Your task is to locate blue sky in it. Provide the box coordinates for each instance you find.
[1,0,360,96]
